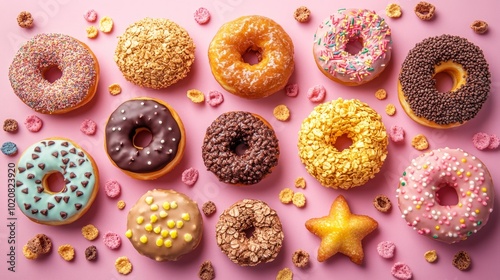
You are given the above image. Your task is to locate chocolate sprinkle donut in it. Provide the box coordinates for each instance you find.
[202,111,279,185]
[399,35,491,125]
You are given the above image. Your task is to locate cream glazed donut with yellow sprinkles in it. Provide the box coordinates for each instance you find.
[396,148,494,244]
[126,189,203,261]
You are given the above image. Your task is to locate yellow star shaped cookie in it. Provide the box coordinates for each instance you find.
[305,195,378,264]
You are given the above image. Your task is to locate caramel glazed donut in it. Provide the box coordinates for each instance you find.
[9,33,99,114]
[208,15,294,99]
[15,138,99,225]
[215,199,284,266]
[105,98,185,180]
[398,34,491,128]
[202,111,279,185]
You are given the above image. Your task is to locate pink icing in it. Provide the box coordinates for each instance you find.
[24,115,43,132]
[104,180,121,198]
[103,231,121,249]
[391,262,412,280]
[307,85,326,102]
[207,90,224,107]
[396,148,494,244]
[313,9,392,85]
[389,125,405,143]
[472,132,490,150]
[193,7,210,24]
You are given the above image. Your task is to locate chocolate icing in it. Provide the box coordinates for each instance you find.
[105,99,182,173]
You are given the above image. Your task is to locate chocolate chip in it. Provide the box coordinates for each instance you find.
[81,181,88,188]
[75,203,82,210]
[69,148,76,154]
[85,172,92,178]
[31,209,38,214]
[69,162,76,168]
[34,146,41,153]
[40,209,48,216]
[18,167,26,173]
[60,212,67,219]
[48,141,55,146]
[61,150,68,157]
[35,180,41,184]
[32,154,39,160]
[27,174,35,179]
[37,186,43,193]
[63,197,70,203]
[52,152,58,158]
[70,185,78,192]
[26,163,34,169]
[61,142,69,147]
[62,158,70,164]
[78,159,85,165]
[76,191,84,197]
[24,203,31,210]
[54,196,62,203]
[69,172,76,179]
[34,196,41,202]
[47,203,54,210]
[21,188,28,194]
[16,181,23,187]
[38,163,45,170]
[78,152,84,157]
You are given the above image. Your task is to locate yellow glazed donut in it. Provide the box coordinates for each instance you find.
[208,15,294,99]
[298,98,388,189]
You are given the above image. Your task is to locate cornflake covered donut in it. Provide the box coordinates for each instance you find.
[125,189,203,261]
[15,138,99,225]
[208,15,294,99]
[397,148,494,243]
[9,33,99,114]
[298,98,388,189]
[105,98,185,180]
[215,199,284,266]
[202,111,279,185]
[398,35,491,128]
[313,9,392,86]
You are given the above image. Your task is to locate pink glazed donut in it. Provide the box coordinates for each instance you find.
[397,148,494,243]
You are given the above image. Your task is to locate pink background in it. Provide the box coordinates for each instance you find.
[1,0,499,279]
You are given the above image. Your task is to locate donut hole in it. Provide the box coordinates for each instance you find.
[42,65,63,83]
[243,226,256,239]
[132,128,153,149]
[435,183,459,206]
[242,47,263,65]
[231,139,250,156]
[345,37,364,55]
[333,134,353,152]
[44,171,65,193]
[433,72,454,93]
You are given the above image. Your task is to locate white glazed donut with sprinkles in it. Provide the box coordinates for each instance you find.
[396,147,494,243]
[104,98,186,180]
[15,138,99,225]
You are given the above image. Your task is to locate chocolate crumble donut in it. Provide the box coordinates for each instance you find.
[105,98,185,180]
[202,111,279,185]
[398,35,491,128]
[215,199,284,266]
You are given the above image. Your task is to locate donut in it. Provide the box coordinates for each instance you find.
[396,148,494,243]
[298,98,388,189]
[104,98,185,180]
[125,189,203,261]
[202,111,279,185]
[114,18,195,89]
[9,33,99,114]
[15,138,99,225]
[313,9,392,86]
[398,35,491,128]
[215,199,284,266]
[208,15,295,99]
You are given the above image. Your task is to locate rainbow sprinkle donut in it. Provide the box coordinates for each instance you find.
[313,8,392,86]
[396,148,494,243]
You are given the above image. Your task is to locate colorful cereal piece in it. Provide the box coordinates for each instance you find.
[187,89,205,103]
[285,83,299,97]
[472,132,490,150]
[24,115,43,132]
[58,244,75,261]
[194,7,211,24]
[292,249,310,268]
[206,90,224,107]
[377,241,395,258]
[273,105,290,121]
[103,231,121,249]
[471,20,488,34]
[385,104,396,116]
[276,267,293,280]
[424,250,438,263]
[99,16,114,33]
[80,119,97,135]
[115,256,133,275]
[386,4,402,18]
[452,250,471,271]
[198,260,215,280]
[85,245,98,261]
[307,85,326,102]
[181,167,199,186]
[279,188,294,204]
[108,83,122,95]
[83,9,98,22]
[391,262,412,280]
[17,11,34,28]
[202,201,216,216]
[86,26,98,38]
[411,134,429,150]
[294,6,311,23]
[117,200,126,210]
[373,194,392,212]
[3,119,19,132]
[375,88,387,100]
[104,180,121,198]
[82,224,99,241]
[292,192,306,208]
[389,125,405,143]
[488,134,499,149]
[414,1,435,21]
[1,142,18,156]
[294,177,306,189]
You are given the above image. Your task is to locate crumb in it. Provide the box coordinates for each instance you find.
[194,7,211,24]
[1,142,18,156]
[292,249,310,268]
[385,104,396,116]
[471,20,488,34]
[84,9,98,22]
[375,89,387,100]
[294,177,306,189]
[58,244,75,261]
[472,132,490,150]
[23,244,38,260]
[80,119,97,135]
[292,192,306,208]
[99,16,114,33]
[389,125,405,143]
[391,262,412,280]
[377,241,396,259]
[386,4,402,18]
[414,1,435,21]
[202,201,216,216]
[182,168,199,186]
[104,180,121,198]
[273,105,290,121]
[82,224,99,241]
[85,245,98,261]
[3,119,18,132]
[452,250,471,271]
[411,134,429,150]
[108,83,122,95]
[17,11,34,28]
[424,250,438,263]
[276,267,293,280]
[294,6,311,23]
[307,85,326,102]
[373,195,392,212]
[198,260,215,280]
[103,232,121,249]
[279,188,294,204]
[24,115,43,132]
[187,89,205,103]
[27,234,52,255]
[86,26,98,38]
[285,83,299,97]
[115,256,133,275]
[117,200,126,210]
[206,91,224,107]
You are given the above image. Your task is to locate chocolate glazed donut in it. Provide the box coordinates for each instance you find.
[105,98,185,180]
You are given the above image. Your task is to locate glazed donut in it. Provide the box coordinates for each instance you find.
[105,98,185,180]
[202,111,279,185]
[114,18,195,89]
[125,189,203,261]
[9,33,99,114]
[208,15,294,99]
[298,98,388,189]
[398,35,491,128]
[397,148,494,243]
[15,138,99,225]
[313,9,392,86]
[215,199,284,266]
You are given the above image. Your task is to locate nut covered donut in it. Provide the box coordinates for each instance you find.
[9,33,99,114]
[398,35,491,128]
[126,189,203,261]
[397,148,494,244]
[105,98,185,180]
[15,138,99,225]
[202,111,279,185]
[208,15,294,99]
[298,98,388,189]
[313,9,392,86]
[215,199,284,266]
